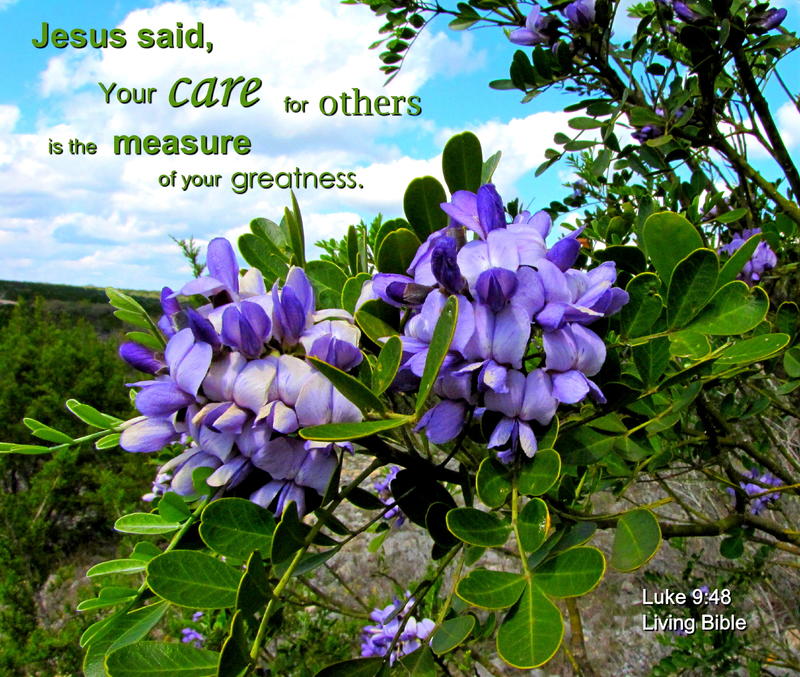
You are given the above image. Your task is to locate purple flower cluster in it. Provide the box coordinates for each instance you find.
[726,469,782,515]
[508,0,594,47]
[374,465,405,526]
[361,594,435,663]
[118,238,363,516]
[718,228,777,285]
[181,613,205,648]
[367,184,627,463]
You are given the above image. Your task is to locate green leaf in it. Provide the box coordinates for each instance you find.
[430,615,475,655]
[456,569,526,609]
[66,398,123,428]
[371,336,402,395]
[374,218,409,253]
[83,603,168,677]
[633,336,671,385]
[250,216,290,252]
[355,300,399,345]
[641,212,703,284]
[306,356,386,416]
[446,508,510,547]
[237,234,288,284]
[476,457,512,508]
[610,509,662,572]
[271,502,309,564]
[146,551,241,608]
[668,331,710,359]
[568,116,603,129]
[299,416,412,441]
[22,418,73,444]
[106,642,219,677]
[115,513,181,535]
[666,249,719,328]
[776,302,798,339]
[549,522,597,555]
[158,492,191,523]
[375,227,421,275]
[557,428,615,465]
[442,131,482,193]
[715,334,789,368]
[114,309,150,329]
[518,499,549,553]
[682,281,768,335]
[107,288,148,314]
[496,582,563,669]
[315,657,382,677]
[341,273,371,314]
[715,207,749,224]
[533,546,606,597]
[621,273,663,338]
[403,176,447,241]
[415,295,458,416]
[96,433,122,450]
[481,150,502,185]
[306,260,348,309]
[217,610,250,677]
[717,232,760,288]
[784,346,800,378]
[87,559,146,577]
[200,498,276,560]
[288,191,306,266]
[235,551,270,622]
[77,587,138,611]
[518,449,561,496]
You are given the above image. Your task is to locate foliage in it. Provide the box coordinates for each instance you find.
[0,300,142,675]
[6,0,800,674]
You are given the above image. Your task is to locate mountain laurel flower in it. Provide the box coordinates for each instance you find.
[373,183,628,462]
[361,594,435,663]
[718,228,777,285]
[119,239,364,516]
[509,4,561,46]
[749,6,787,32]
[563,0,595,29]
[726,470,782,515]
[374,465,405,526]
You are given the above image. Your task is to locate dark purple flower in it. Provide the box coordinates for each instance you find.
[181,627,205,648]
[546,226,585,272]
[221,302,271,358]
[361,594,435,663]
[440,185,506,239]
[564,0,595,29]
[119,342,164,375]
[718,228,777,285]
[632,124,664,143]
[750,7,787,32]
[372,273,431,308]
[509,4,560,46]
[431,236,466,294]
[673,0,702,22]
[726,469,782,515]
[374,465,405,525]
[484,369,558,461]
[475,267,519,313]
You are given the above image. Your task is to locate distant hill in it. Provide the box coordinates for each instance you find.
[0,279,163,334]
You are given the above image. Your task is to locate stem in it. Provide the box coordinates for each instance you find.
[249,548,304,663]
[733,48,800,199]
[566,598,597,677]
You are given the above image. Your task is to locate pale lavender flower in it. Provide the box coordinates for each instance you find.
[361,594,435,663]
[726,469,782,515]
[718,228,777,285]
[564,0,595,29]
[181,627,204,648]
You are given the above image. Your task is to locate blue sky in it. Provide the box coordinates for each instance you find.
[0,0,798,291]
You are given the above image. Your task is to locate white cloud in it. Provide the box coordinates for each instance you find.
[0,0,18,10]
[777,101,800,148]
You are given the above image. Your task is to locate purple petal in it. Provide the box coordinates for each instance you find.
[233,358,278,413]
[477,184,506,234]
[521,369,558,424]
[173,343,213,397]
[119,342,163,374]
[485,369,526,417]
[136,382,195,417]
[518,421,538,457]
[543,328,576,372]
[121,418,178,453]
[415,399,467,444]
[206,238,240,295]
[551,370,590,403]
[488,416,515,448]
